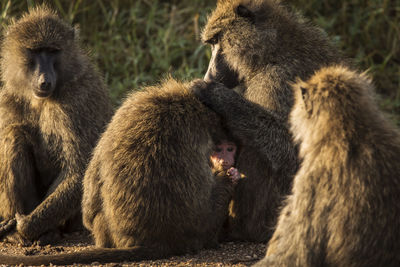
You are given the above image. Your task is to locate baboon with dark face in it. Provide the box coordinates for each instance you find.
[255,66,400,267]
[0,6,113,244]
[0,79,237,265]
[194,0,344,242]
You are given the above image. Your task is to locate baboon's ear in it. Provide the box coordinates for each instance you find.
[300,87,313,115]
[235,5,255,23]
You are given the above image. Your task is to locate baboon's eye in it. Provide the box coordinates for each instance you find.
[235,5,255,23]
[25,49,35,68]
[206,33,220,45]
[214,147,222,153]
[27,58,35,68]
[29,47,60,54]
[227,147,235,152]
[47,47,61,54]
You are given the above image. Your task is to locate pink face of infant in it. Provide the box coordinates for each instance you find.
[210,141,237,170]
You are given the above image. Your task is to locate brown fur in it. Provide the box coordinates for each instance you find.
[195,0,344,242]
[0,6,113,243]
[255,66,400,266]
[0,79,235,265]
[82,78,233,250]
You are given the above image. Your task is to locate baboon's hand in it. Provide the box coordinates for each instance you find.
[0,218,16,239]
[0,214,32,246]
[1,231,32,246]
[15,213,30,237]
[190,79,232,113]
[190,79,212,104]
[227,167,241,185]
[191,79,248,122]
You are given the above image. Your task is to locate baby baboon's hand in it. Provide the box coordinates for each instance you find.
[227,167,241,185]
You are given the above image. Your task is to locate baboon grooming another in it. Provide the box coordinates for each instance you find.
[0,79,236,265]
[255,66,400,267]
[0,6,113,244]
[195,0,343,242]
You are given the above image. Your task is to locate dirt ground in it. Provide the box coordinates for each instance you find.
[0,231,267,266]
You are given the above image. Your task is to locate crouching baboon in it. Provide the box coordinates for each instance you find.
[0,6,113,244]
[254,66,400,267]
[0,79,237,265]
[194,0,344,242]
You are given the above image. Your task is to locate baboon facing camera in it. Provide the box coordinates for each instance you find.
[0,79,237,265]
[255,66,400,267]
[0,6,113,244]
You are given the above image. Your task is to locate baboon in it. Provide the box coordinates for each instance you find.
[210,138,241,185]
[254,66,400,267]
[0,79,236,265]
[0,6,113,244]
[194,0,344,242]
[210,137,243,241]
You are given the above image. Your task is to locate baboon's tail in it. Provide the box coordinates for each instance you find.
[0,246,165,265]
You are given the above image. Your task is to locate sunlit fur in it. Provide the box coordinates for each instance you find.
[199,0,343,242]
[203,0,341,108]
[82,78,233,251]
[255,66,400,266]
[0,5,112,243]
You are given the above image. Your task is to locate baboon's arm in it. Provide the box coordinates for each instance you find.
[16,119,90,240]
[0,125,40,221]
[16,168,83,240]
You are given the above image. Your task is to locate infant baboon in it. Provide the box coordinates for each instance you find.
[211,138,242,185]
[210,137,244,241]
[0,79,236,265]
[195,0,344,242]
[0,6,113,244]
[254,66,400,267]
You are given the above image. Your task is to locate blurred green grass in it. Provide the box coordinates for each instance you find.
[1,0,399,122]
[291,0,400,123]
[0,0,215,105]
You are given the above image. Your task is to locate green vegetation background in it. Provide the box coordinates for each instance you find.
[1,0,399,122]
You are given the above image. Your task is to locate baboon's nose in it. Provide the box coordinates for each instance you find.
[38,74,53,91]
[40,81,52,91]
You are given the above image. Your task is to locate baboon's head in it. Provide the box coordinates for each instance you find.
[1,6,80,99]
[202,0,298,87]
[290,65,375,149]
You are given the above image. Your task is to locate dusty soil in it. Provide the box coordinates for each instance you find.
[0,231,267,266]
